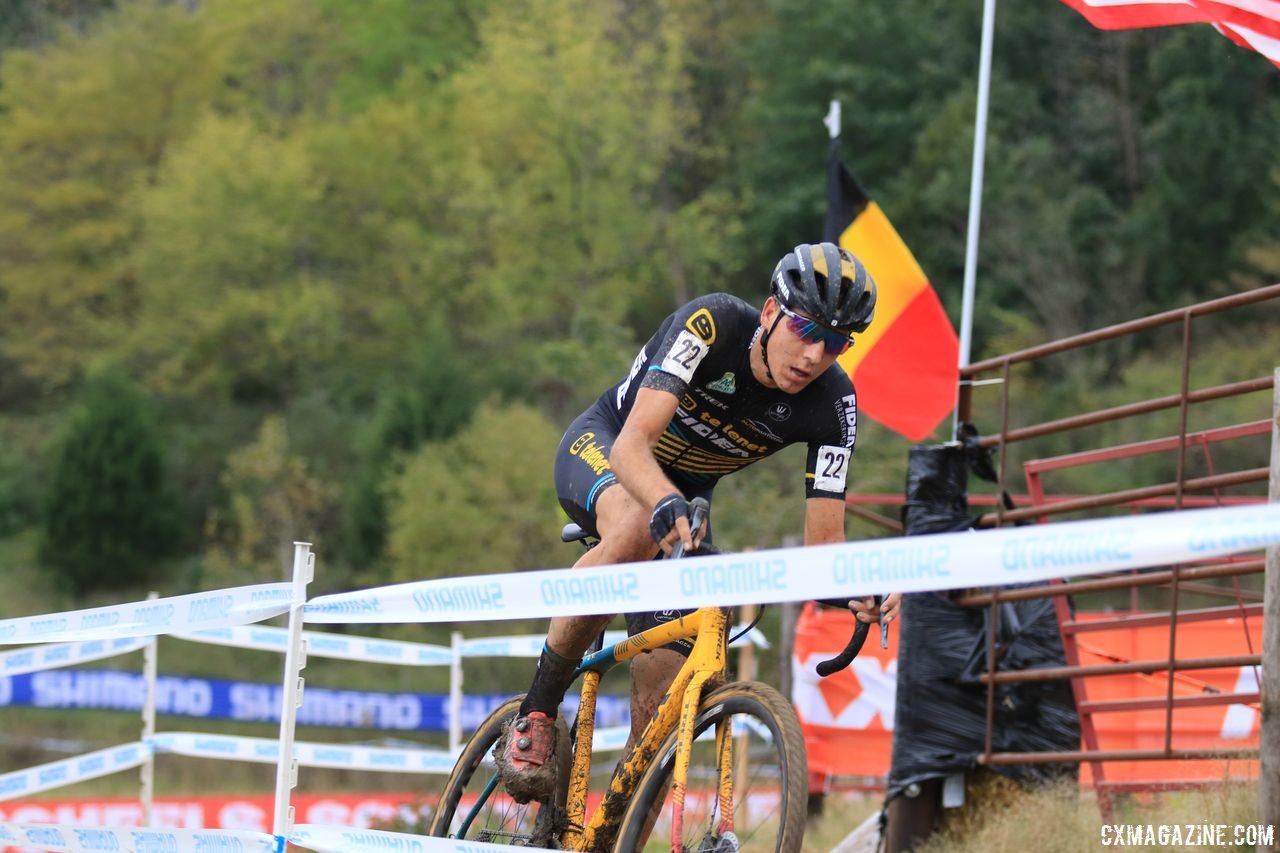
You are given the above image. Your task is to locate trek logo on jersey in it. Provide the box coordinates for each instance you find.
[767,402,792,422]
[569,432,612,475]
[706,372,736,394]
[685,308,716,344]
[837,392,858,447]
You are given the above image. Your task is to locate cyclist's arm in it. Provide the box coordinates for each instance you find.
[612,386,697,553]
[804,495,902,624]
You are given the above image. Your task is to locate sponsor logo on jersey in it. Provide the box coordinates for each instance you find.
[685,308,717,344]
[675,407,768,456]
[742,418,783,442]
[706,372,736,394]
[767,402,792,422]
[569,431,612,475]
[616,345,649,409]
[837,392,858,447]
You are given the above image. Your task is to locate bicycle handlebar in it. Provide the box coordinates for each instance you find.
[814,594,887,677]
[666,498,883,678]
[815,618,872,677]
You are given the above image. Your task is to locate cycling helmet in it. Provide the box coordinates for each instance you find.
[770,242,876,333]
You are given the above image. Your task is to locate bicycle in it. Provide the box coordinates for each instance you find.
[429,499,874,851]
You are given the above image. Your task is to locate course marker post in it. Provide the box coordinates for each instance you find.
[272,542,314,839]
[449,630,463,753]
[140,591,159,827]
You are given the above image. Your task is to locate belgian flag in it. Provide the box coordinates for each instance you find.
[824,143,958,442]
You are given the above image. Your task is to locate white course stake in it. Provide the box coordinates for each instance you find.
[449,630,463,752]
[139,592,159,827]
[272,542,314,840]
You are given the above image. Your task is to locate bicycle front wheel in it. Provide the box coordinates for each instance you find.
[613,681,808,853]
[428,695,569,847]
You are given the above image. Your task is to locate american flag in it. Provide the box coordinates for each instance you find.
[1058,0,1280,67]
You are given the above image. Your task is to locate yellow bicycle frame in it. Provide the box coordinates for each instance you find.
[562,605,734,852]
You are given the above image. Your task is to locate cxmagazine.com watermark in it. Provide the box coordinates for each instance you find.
[1100,823,1275,847]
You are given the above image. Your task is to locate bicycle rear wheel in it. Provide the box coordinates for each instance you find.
[428,695,570,847]
[612,681,807,853]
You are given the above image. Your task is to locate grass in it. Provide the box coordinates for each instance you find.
[798,777,1266,853]
[914,774,1263,853]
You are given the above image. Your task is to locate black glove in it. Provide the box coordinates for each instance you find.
[649,492,691,545]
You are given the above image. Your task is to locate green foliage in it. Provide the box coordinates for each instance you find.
[126,113,332,402]
[440,0,744,393]
[384,401,565,583]
[203,415,339,585]
[0,0,1274,618]
[37,374,181,593]
[0,0,236,389]
[342,323,481,569]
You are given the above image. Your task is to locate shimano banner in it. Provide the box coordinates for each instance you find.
[0,670,629,733]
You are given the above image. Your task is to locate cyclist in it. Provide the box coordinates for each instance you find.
[497,242,903,802]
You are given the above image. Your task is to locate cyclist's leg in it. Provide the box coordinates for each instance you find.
[500,414,660,801]
[620,484,714,743]
[526,412,660,717]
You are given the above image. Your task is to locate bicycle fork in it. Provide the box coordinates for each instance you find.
[563,669,600,850]
[669,607,733,850]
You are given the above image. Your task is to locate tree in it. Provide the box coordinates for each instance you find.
[0,1,235,390]
[203,415,338,584]
[38,374,181,593]
[342,321,480,568]
[384,401,565,584]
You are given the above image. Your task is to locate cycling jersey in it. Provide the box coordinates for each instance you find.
[553,292,859,655]
[556,293,857,535]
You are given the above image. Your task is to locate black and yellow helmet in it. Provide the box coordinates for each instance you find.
[770,242,876,333]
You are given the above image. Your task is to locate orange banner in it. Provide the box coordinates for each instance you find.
[792,604,1261,785]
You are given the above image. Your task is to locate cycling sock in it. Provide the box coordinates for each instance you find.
[519,644,583,719]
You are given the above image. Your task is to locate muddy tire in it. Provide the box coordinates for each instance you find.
[612,681,808,852]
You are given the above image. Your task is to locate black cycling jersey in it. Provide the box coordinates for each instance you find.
[552,293,860,656]
[586,292,858,499]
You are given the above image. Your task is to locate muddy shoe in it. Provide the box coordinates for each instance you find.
[493,711,560,804]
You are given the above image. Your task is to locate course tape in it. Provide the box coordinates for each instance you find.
[149,732,458,774]
[0,636,151,677]
[291,824,549,853]
[0,584,297,646]
[172,626,454,667]
[0,823,278,852]
[460,626,767,658]
[0,743,149,802]
[174,627,764,666]
[304,504,1280,624]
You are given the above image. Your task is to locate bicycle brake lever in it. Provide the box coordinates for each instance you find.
[669,497,710,560]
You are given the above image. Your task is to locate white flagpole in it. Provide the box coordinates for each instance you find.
[824,100,841,141]
[958,0,997,374]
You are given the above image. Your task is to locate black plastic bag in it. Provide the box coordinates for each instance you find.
[887,431,1079,800]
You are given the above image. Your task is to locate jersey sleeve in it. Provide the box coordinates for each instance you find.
[639,294,731,397]
[805,384,859,499]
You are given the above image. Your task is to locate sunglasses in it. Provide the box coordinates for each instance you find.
[777,304,855,355]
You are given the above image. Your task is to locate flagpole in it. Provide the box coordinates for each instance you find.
[956,0,997,427]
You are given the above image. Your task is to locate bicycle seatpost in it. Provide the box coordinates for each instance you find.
[668,497,710,560]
